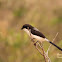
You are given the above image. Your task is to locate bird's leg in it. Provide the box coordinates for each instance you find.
[34,41,38,46]
[31,38,35,42]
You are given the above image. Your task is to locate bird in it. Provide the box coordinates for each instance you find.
[21,24,62,51]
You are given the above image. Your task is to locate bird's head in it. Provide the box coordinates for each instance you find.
[21,24,34,30]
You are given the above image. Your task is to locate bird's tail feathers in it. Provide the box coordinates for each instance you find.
[45,38,62,51]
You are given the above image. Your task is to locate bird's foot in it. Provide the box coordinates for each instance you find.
[31,38,35,42]
[34,41,38,46]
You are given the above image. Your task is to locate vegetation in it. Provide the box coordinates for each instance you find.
[0,0,62,62]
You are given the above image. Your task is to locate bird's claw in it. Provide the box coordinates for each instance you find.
[34,41,38,46]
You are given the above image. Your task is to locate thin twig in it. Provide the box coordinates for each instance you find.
[46,32,59,54]
[37,42,47,62]
[30,38,43,55]
[32,39,47,62]
[45,32,59,62]
[35,44,44,56]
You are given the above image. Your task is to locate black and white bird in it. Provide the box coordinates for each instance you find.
[21,24,62,51]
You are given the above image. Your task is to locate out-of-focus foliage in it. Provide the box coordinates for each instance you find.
[13,6,27,18]
[0,0,62,62]
[53,8,62,24]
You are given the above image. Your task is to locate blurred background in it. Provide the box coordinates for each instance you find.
[0,0,62,62]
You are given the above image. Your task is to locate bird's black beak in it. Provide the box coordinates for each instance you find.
[21,27,23,30]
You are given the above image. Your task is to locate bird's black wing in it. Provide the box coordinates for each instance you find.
[31,29,46,38]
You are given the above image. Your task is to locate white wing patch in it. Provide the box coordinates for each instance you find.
[33,28,39,31]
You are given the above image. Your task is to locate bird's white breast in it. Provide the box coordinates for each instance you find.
[23,29,30,36]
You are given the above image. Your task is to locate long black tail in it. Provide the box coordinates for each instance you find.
[49,41,62,51]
